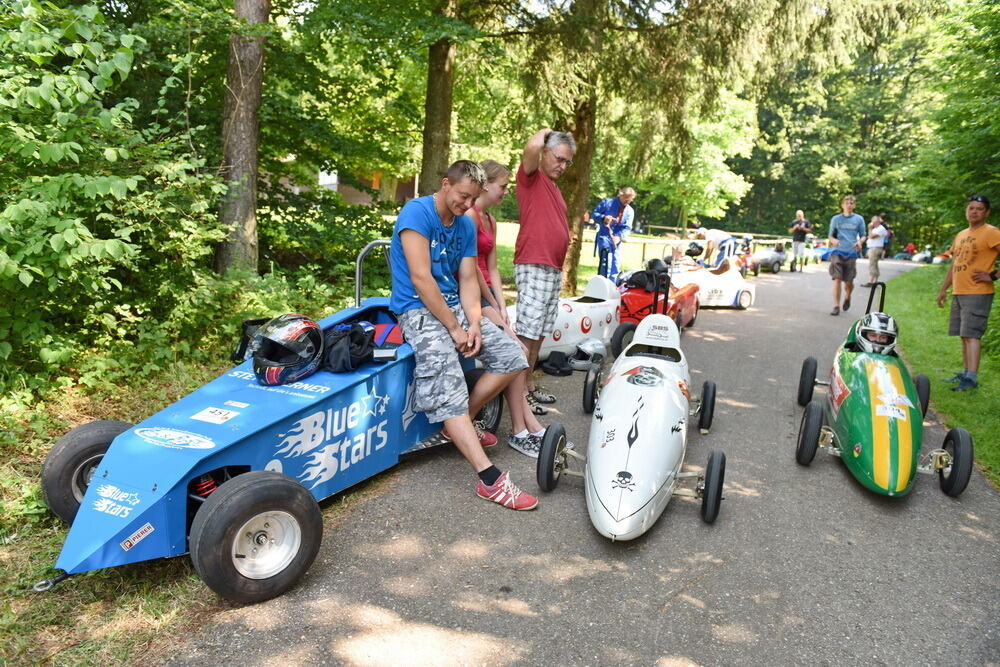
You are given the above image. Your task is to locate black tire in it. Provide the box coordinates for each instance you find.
[797,356,818,406]
[687,300,699,328]
[698,380,716,432]
[41,420,132,524]
[189,470,323,604]
[536,423,568,492]
[771,261,781,274]
[796,400,823,465]
[610,322,637,358]
[465,368,503,433]
[938,427,974,497]
[752,264,760,277]
[738,290,753,310]
[582,362,603,414]
[914,373,930,418]
[701,450,726,523]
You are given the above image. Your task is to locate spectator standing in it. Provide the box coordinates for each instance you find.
[514,128,577,409]
[470,159,551,456]
[593,186,636,282]
[827,195,867,316]
[935,195,1000,391]
[389,160,537,510]
[788,210,813,272]
[862,215,888,287]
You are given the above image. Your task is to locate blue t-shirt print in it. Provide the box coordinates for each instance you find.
[389,195,477,314]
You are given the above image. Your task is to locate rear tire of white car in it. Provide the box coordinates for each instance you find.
[189,470,322,604]
[938,427,973,497]
[582,362,602,414]
[41,420,133,524]
[701,450,726,523]
[738,290,753,310]
[752,265,760,277]
[698,380,716,433]
[796,401,823,466]
[537,423,568,492]
[465,368,503,434]
[610,322,637,358]
[797,357,817,406]
[914,373,930,417]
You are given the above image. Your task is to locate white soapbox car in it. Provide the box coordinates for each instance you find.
[669,258,755,309]
[535,314,727,540]
[508,275,619,372]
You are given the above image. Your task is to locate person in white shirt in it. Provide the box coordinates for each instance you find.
[863,215,888,287]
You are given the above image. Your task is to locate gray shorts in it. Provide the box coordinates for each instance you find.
[514,263,562,340]
[948,294,994,339]
[829,253,857,283]
[868,246,884,275]
[792,241,807,259]
[398,305,528,423]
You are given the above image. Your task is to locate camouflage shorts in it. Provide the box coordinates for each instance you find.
[398,305,528,423]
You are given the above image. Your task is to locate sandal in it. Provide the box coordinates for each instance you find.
[529,387,557,404]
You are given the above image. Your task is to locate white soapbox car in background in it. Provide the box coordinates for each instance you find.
[508,276,620,372]
[535,314,727,541]
[669,258,755,309]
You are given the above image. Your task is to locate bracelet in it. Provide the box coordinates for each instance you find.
[991,269,999,282]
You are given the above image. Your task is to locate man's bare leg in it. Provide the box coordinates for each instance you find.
[832,279,842,312]
[443,414,492,471]
[468,369,518,419]
[518,335,543,392]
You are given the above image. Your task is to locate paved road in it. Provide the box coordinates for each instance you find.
[167,260,1000,666]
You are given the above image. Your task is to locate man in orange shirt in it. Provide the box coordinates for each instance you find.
[936,195,1000,391]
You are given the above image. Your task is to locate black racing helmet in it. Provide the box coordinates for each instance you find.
[252,314,324,386]
[686,242,704,257]
[646,257,669,273]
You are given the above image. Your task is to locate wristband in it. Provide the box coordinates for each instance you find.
[991,269,999,282]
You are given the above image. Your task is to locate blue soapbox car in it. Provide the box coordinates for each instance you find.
[36,241,508,604]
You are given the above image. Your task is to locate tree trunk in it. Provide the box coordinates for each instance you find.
[215,0,269,274]
[418,0,459,196]
[558,96,597,295]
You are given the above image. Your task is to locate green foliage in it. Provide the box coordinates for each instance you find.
[0,1,224,385]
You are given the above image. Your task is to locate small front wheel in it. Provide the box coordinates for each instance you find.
[797,357,817,406]
[939,427,973,497]
[698,380,716,433]
[582,362,603,414]
[796,400,823,465]
[701,450,726,523]
[536,423,568,492]
[738,290,753,310]
[189,471,323,604]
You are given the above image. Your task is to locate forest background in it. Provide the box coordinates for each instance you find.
[1,0,998,531]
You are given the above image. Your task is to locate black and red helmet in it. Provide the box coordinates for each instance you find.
[252,314,323,386]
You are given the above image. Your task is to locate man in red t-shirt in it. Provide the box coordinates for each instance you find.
[514,128,576,406]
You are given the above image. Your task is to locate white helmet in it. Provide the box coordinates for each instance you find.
[856,312,898,355]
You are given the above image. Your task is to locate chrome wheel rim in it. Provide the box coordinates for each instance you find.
[231,511,301,579]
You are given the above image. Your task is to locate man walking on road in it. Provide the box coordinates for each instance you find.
[788,210,813,272]
[936,194,1000,391]
[827,195,867,316]
[862,215,888,287]
[514,128,576,410]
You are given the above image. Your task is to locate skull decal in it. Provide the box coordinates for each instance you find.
[612,470,636,491]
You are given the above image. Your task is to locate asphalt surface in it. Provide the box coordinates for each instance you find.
[166,259,1000,666]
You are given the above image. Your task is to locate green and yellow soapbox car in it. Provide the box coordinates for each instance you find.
[795,284,973,497]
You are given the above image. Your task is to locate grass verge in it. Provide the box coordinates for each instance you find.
[888,264,999,486]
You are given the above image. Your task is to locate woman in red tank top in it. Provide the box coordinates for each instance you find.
[473,161,548,451]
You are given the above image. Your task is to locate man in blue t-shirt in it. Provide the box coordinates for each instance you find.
[390,160,536,511]
[827,194,868,316]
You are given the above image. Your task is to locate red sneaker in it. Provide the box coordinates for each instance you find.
[476,472,538,510]
[442,420,498,448]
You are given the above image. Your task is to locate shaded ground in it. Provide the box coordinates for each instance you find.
[163,260,1000,666]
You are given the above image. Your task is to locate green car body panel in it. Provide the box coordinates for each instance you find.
[824,328,923,496]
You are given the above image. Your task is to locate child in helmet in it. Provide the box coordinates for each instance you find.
[853,312,898,356]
